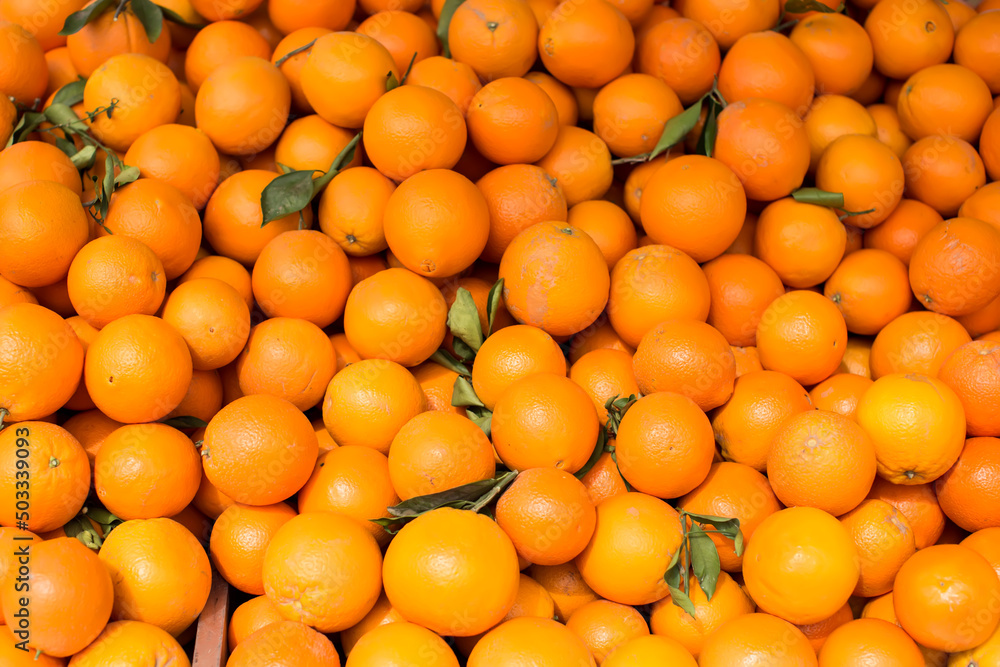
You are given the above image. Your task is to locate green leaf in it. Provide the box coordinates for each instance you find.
[604,393,638,438]
[70,145,98,170]
[82,506,121,526]
[437,0,467,58]
[9,112,44,146]
[451,375,486,409]
[688,523,721,600]
[447,288,485,353]
[274,38,318,68]
[42,103,88,132]
[783,0,842,13]
[648,94,707,161]
[386,71,400,92]
[429,349,470,376]
[260,170,315,225]
[52,79,86,107]
[664,548,698,619]
[399,52,417,86]
[311,131,361,190]
[791,187,845,208]
[696,97,719,158]
[485,278,504,337]
[574,428,607,480]
[372,471,518,532]
[156,3,204,27]
[452,337,476,363]
[114,164,140,187]
[59,0,115,35]
[54,136,77,157]
[683,511,746,558]
[130,0,164,43]
[465,405,493,437]
[160,416,208,429]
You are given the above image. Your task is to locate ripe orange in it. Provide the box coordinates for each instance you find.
[350,621,459,667]
[790,13,873,96]
[449,0,538,81]
[565,200,637,270]
[318,167,394,257]
[476,163,567,263]
[869,311,972,378]
[938,341,1000,436]
[804,95,877,172]
[796,603,854,655]
[340,592,407,656]
[867,103,913,159]
[227,621,340,667]
[936,437,1000,533]
[818,618,924,667]
[699,613,817,667]
[538,0,633,89]
[863,198,943,266]
[756,290,847,386]
[635,18,720,105]
[468,77,559,165]
[123,125,220,209]
[227,595,286,651]
[815,134,904,229]
[754,198,847,288]
[565,599,649,663]
[183,20,271,93]
[469,617,595,666]
[864,0,953,80]
[210,502,296,595]
[808,373,872,421]
[592,73,683,158]
[356,10,438,74]
[897,63,993,144]
[0,20,48,105]
[867,477,946,550]
[604,635,696,666]
[178,255,254,311]
[534,125,613,207]
[162,277,250,371]
[0,140,82,196]
[824,249,912,336]
[702,255,785,348]
[718,31,815,115]
[568,348,638,425]
[270,27,330,114]
[902,135,986,218]
[680,0,779,50]
[840,498,916,598]
[909,217,1000,317]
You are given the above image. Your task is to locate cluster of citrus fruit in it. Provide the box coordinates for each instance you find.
[1,0,1000,664]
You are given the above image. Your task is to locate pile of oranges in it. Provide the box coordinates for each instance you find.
[2,0,1000,664]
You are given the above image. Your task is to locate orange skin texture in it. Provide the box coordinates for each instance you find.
[869,311,971,379]
[65,6,171,78]
[754,198,847,288]
[867,103,912,159]
[301,32,398,129]
[468,77,559,165]
[569,348,639,425]
[98,517,211,637]
[406,56,483,115]
[449,0,538,81]
[351,622,458,667]
[384,508,520,637]
[939,341,1000,436]
[268,0,354,34]
[492,373,600,474]
[839,499,916,598]
[863,200,942,265]
[343,268,447,367]
[565,600,649,663]
[388,411,496,501]
[534,125,613,207]
[227,620,340,667]
[476,163,568,264]
[818,618,924,667]
[67,236,166,329]
[364,86,467,182]
[566,200,638,269]
[209,502,297,595]
[0,180,88,289]
[195,57,290,156]
[297,446,399,546]
[576,492,683,606]
[960,181,1000,228]
[85,314,192,424]
[273,114,362,177]
[593,73,683,158]
[640,156,746,263]
[790,13,874,96]
[1,0,85,51]
[340,592,407,655]
[756,290,847,386]
[524,71,578,126]
[898,64,993,144]
[677,462,782,571]
[0,141,83,196]
[451,574,557,656]
[816,134,905,229]
[203,170,311,266]
[867,477,945,551]
[649,571,754,658]
[804,95,878,174]
[202,394,318,505]
[894,544,1000,653]
[63,316,98,411]
[635,18,720,105]
[954,11,1000,95]
[540,0,638,87]
[605,635,697,666]
[609,245,710,349]
[412,361,465,416]
[496,468,597,566]
[856,374,966,485]
[356,10,439,75]
[0,625,65,666]
[825,249,912,336]
[579,450,629,508]
[179,256,254,312]
[193,464,236,520]
[766,410,877,517]
[124,124,221,209]
[499,221,610,337]
[318,167,395,257]
[184,20,272,93]
[700,613,816,667]
[271,27,331,114]
[528,561,598,622]
[743,507,860,626]
[796,603,854,654]
[95,423,202,521]
[189,0,262,21]
[936,437,1000,533]
[718,31,815,115]
[163,277,251,371]
[0,423,89,533]
[569,318,635,365]
[680,0,780,50]
[909,217,1000,317]
[962,528,1000,580]
[469,617,595,666]
[383,170,488,278]
[864,0,953,80]
[62,409,124,471]
[703,254,785,348]
[902,135,986,217]
[227,595,286,651]
[808,373,872,421]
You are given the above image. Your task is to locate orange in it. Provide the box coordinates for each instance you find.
[62,409,124,471]
[500,221,610,337]
[869,311,971,378]
[468,77,559,165]
[0,20,47,105]
[273,114,361,177]
[297,446,399,546]
[796,604,854,654]
[451,573,558,656]
[406,56,483,115]
[95,423,201,520]
[789,13,874,96]
[635,17,720,105]
[902,135,986,217]
[909,218,1000,317]
[936,437,1000,533]
[867,103,912,159]
[476,163,568,263]
[343,268,447,366]
[469,617,595,666]
[840,498,916,598]
[569,348,639,424]
[808,373,873,421]
[63,316,98,411]
[0,538,112,657]
[195,57,289,156]
[592,73,683,158]
[756,290,848,386]
[954,10,1000,94]
[226,620,340,667]
[717,31,815,115]
[579,450,628,507]
[162,277,251,371]
[340,592,407,656]
[0,0,85,51]
[824,249,912,335]
[714,98,810,202]
[960,181,1000,228]
[702,254,785,348]
[867,477,945,550]
[856,373,966,485]
[167,369,224,424]
[743,507,860,625]
[569,319,635,364]
[863,198,942,266]
[640,155,746,263]
[412,362,464,416]
[699,613,817,667]
[680,0,779,50]
[384,508,519,636]
[815,134,904,229]
[178,255,254,311]
[938,340,1000,436]
[898,63,993,143]
[318,167,395,257]
[524,71,578,126]
[0,305,80,417]
[818,618,924,667]
[864,0,953,80]
[0,140,83,196]
[528,561,598,621]
[301,32,398,129]
[731,346,763,376]
[210,502,296,595]
[608,245,710,348]
[98,517,211,636]
[188,0,262,21]
[0,625,65,666]
[0,423,89,533]
[632,319,735,410]
[534,125,613,206]
[576,492,682,606]
[803,95,878,171]
[350,622,458,667]
[472,324,566,411]
[449,0,538,81]
[767,410,877,516]
[0,180,88,289]
[267,0,353,33]
[894,544,1000,652]
[565,599,649,663]
[202,394,318,505]
[228,595,285,650]
[962,528,1000,579]
[604,635,697,667]
[193,462,236,519]
[492,372,599,473]
[65,2,170,78]
[565,200,637,269]
[496,468,597,566]
[355,9,439,75]
[271,27,331,113]
[124,125,220,209]
[183,20,271,93]
[983,107,1000,182]
[388,411,495,500]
